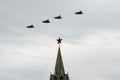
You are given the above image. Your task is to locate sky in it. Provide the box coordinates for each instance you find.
[0,0,120,80]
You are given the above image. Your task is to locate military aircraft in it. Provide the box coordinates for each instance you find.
[54,15,62,19]
[75,10,83,15]
[42,19,50,23]
[26,25,34,28]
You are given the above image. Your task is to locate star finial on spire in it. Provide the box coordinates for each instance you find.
[57,37,62,44]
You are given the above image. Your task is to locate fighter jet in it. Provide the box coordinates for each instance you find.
[54,15,62,19]
[26,25,34,28]
[42,19,50,23]
[75,10,83,15]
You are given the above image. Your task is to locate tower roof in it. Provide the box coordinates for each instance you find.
[54,37,65,76]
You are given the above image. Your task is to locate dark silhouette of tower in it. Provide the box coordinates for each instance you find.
[50,37,69,80]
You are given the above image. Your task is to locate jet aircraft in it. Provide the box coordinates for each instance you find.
[42,19,50,23]
[54,15,62,19]
[26,25,34,28]
[75,10,83,15]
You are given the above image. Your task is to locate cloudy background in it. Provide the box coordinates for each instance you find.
[0,0,120,80]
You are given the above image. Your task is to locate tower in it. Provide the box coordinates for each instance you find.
[50,37,69,80]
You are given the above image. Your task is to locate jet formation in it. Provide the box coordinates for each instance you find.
[26,10,83,28]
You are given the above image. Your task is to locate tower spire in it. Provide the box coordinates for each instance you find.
[50,37,69,80]
[54,37,65,76]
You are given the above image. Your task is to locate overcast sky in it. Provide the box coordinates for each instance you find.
[0,0,120,80]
